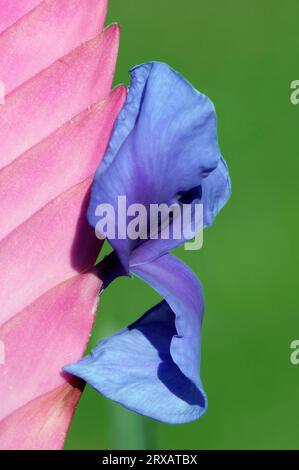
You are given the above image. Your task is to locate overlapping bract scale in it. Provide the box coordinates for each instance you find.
[0,0,124,449]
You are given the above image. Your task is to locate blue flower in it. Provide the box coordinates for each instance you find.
[64,62,231,424]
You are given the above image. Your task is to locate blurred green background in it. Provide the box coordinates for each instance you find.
[65,0,299,449]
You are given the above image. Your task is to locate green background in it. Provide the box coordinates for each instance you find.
[65,0,299,450]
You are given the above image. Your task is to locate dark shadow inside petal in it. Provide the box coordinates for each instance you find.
[157,363,206,407]
[178,185,202,204]
[129,301,205,407]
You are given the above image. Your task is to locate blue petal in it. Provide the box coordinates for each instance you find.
[201,156,231,227]
[87,62,227,270]
[129,157,231,265]
[130,254,204,385]
[64,254,207,424]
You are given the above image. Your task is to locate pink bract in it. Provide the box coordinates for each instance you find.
[0,0,125,449]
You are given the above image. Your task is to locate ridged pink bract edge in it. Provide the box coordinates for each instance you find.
[0,0,126,449]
